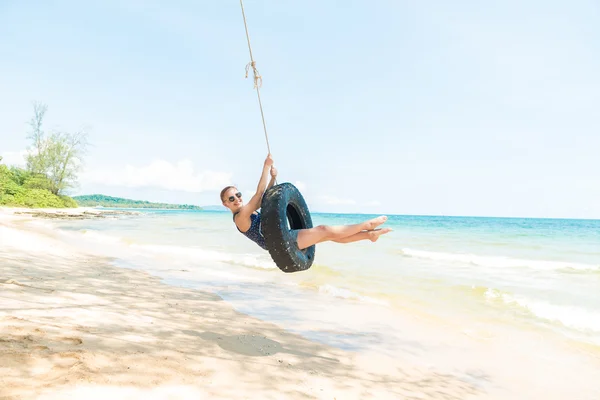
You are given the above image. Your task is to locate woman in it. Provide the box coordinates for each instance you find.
[220,154,391,250]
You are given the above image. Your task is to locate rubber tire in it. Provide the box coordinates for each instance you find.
[260,182,315,273]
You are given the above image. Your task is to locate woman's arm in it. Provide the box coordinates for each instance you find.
[240,154,273,216]
[267,166,277,190]
[234,155,277,232]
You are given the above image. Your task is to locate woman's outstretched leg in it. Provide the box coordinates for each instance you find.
[296,216,388,250]
[332,228,392,244]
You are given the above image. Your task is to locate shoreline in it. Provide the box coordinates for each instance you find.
[0,213,483,399]
[3,205,599,222]
[0,206,142,220]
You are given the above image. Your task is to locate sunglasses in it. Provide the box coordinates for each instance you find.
[228,192,242,202]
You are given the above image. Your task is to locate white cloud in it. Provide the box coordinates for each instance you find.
[318,195,357,205]
[81,159,233,193]
[1,150,28,168]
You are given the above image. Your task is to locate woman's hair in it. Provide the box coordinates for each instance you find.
[220,185,236,202]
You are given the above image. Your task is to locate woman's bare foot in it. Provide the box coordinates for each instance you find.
[364,216,388,231]
[368,228,392,242]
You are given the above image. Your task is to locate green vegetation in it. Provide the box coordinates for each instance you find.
[73,194,203,210]
[0,101,88,208]
[0,163,78,208]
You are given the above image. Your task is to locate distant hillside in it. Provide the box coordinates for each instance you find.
[73,194,203,210]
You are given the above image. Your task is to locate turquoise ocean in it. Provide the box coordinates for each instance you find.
[38,209,600,395]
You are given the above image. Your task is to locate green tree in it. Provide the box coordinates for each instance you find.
[0,102,89,208]
[24,102,89,195]
[45,129,89,195]
[9,166,32,186]
[0,165,24,204]
[25,101,49,175]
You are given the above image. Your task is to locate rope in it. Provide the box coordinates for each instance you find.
[239,0,271,155]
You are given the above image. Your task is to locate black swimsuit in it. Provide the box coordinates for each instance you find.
[233,211,268,250]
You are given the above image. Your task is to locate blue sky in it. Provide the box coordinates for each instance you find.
[1,0,599,218]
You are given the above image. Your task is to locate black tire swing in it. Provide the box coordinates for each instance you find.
[239,0,315,273]
[261,183,315,273]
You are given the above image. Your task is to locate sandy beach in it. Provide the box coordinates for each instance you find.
[0,209,483,400]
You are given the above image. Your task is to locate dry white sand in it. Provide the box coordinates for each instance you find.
[0,210,483,400]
